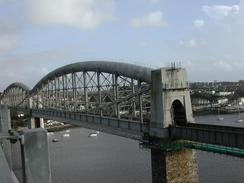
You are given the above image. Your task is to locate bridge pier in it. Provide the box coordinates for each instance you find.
[149,67,198,182]
[151,147,198,183]
[29,117,44,129]
[28,96,44,129]
[151,148,167,183]
[166,148,198,182]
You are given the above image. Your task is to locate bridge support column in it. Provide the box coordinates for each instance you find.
[149,66,198,182]
[151,148,198,183]
[150,67,193,137]
[29,117,44,129]
[166,149,198,183]
[28,97,44,129]
[151,148,167,183]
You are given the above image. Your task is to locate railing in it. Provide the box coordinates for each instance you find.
[0,146,16,183]
[0,129,52,183]
[0,130,23,183]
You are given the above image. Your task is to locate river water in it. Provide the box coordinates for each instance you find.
[49,113,244,183]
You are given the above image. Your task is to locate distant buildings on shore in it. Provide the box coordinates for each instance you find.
[190,80,244,113]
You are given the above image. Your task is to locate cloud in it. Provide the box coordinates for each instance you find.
[213,60,232,71]
[26,0,116,29]
[151,0,161,4]
[131,11,167,28]
[0,20,20,52]
[180,39,197,48]
[178,1,244,81]
[194,19,205,28]
[0,35,17,52]
[140,41,149,47]
[0,49,73,90]
[202,5,240,19]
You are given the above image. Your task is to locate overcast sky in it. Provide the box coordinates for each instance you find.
[0,0,244,91]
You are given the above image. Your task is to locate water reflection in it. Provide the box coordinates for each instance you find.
[49,113,244,183]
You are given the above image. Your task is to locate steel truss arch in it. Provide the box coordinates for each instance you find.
[3,82,30,94]
[31,61,152,94]
[1,61,152,123]
[0,82,30,107]
[29,61,152,122]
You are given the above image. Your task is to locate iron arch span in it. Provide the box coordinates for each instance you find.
[0,82,30,107]
[1,61,153,123]
[31,61,152,94]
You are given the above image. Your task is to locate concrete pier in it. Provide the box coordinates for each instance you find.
[151,148,167,183]
[29,117,44,129]
[166,149,198,183]
[150,67,198,183]
[151,148,198,183]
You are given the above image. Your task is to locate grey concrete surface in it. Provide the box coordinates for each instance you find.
[0,147,15,183]
[21,128,52,183]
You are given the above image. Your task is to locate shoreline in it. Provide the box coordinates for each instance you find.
[193,109,244,116]
[46,124,77,132]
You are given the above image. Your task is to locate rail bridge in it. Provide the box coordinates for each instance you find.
[1,61,244,183]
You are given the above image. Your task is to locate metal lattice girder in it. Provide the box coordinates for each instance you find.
[0,83,29,107]
[31,61,151,94]
[1,61,153,123]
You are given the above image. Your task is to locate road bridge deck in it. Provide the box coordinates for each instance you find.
[32,108,147,140]
[171,124,244,149]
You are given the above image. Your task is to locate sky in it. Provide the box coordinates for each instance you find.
[0,0,244,91]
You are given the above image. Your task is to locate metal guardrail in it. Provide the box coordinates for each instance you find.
[0,132,14,140]
[0,131,19,141]
[0,128,52,183]
[0,130,23,183]
[0,147,16,183]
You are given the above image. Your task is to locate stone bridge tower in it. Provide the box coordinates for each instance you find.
[149,66,198,183]
[28,96,44,129]
[150,66,193,137]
